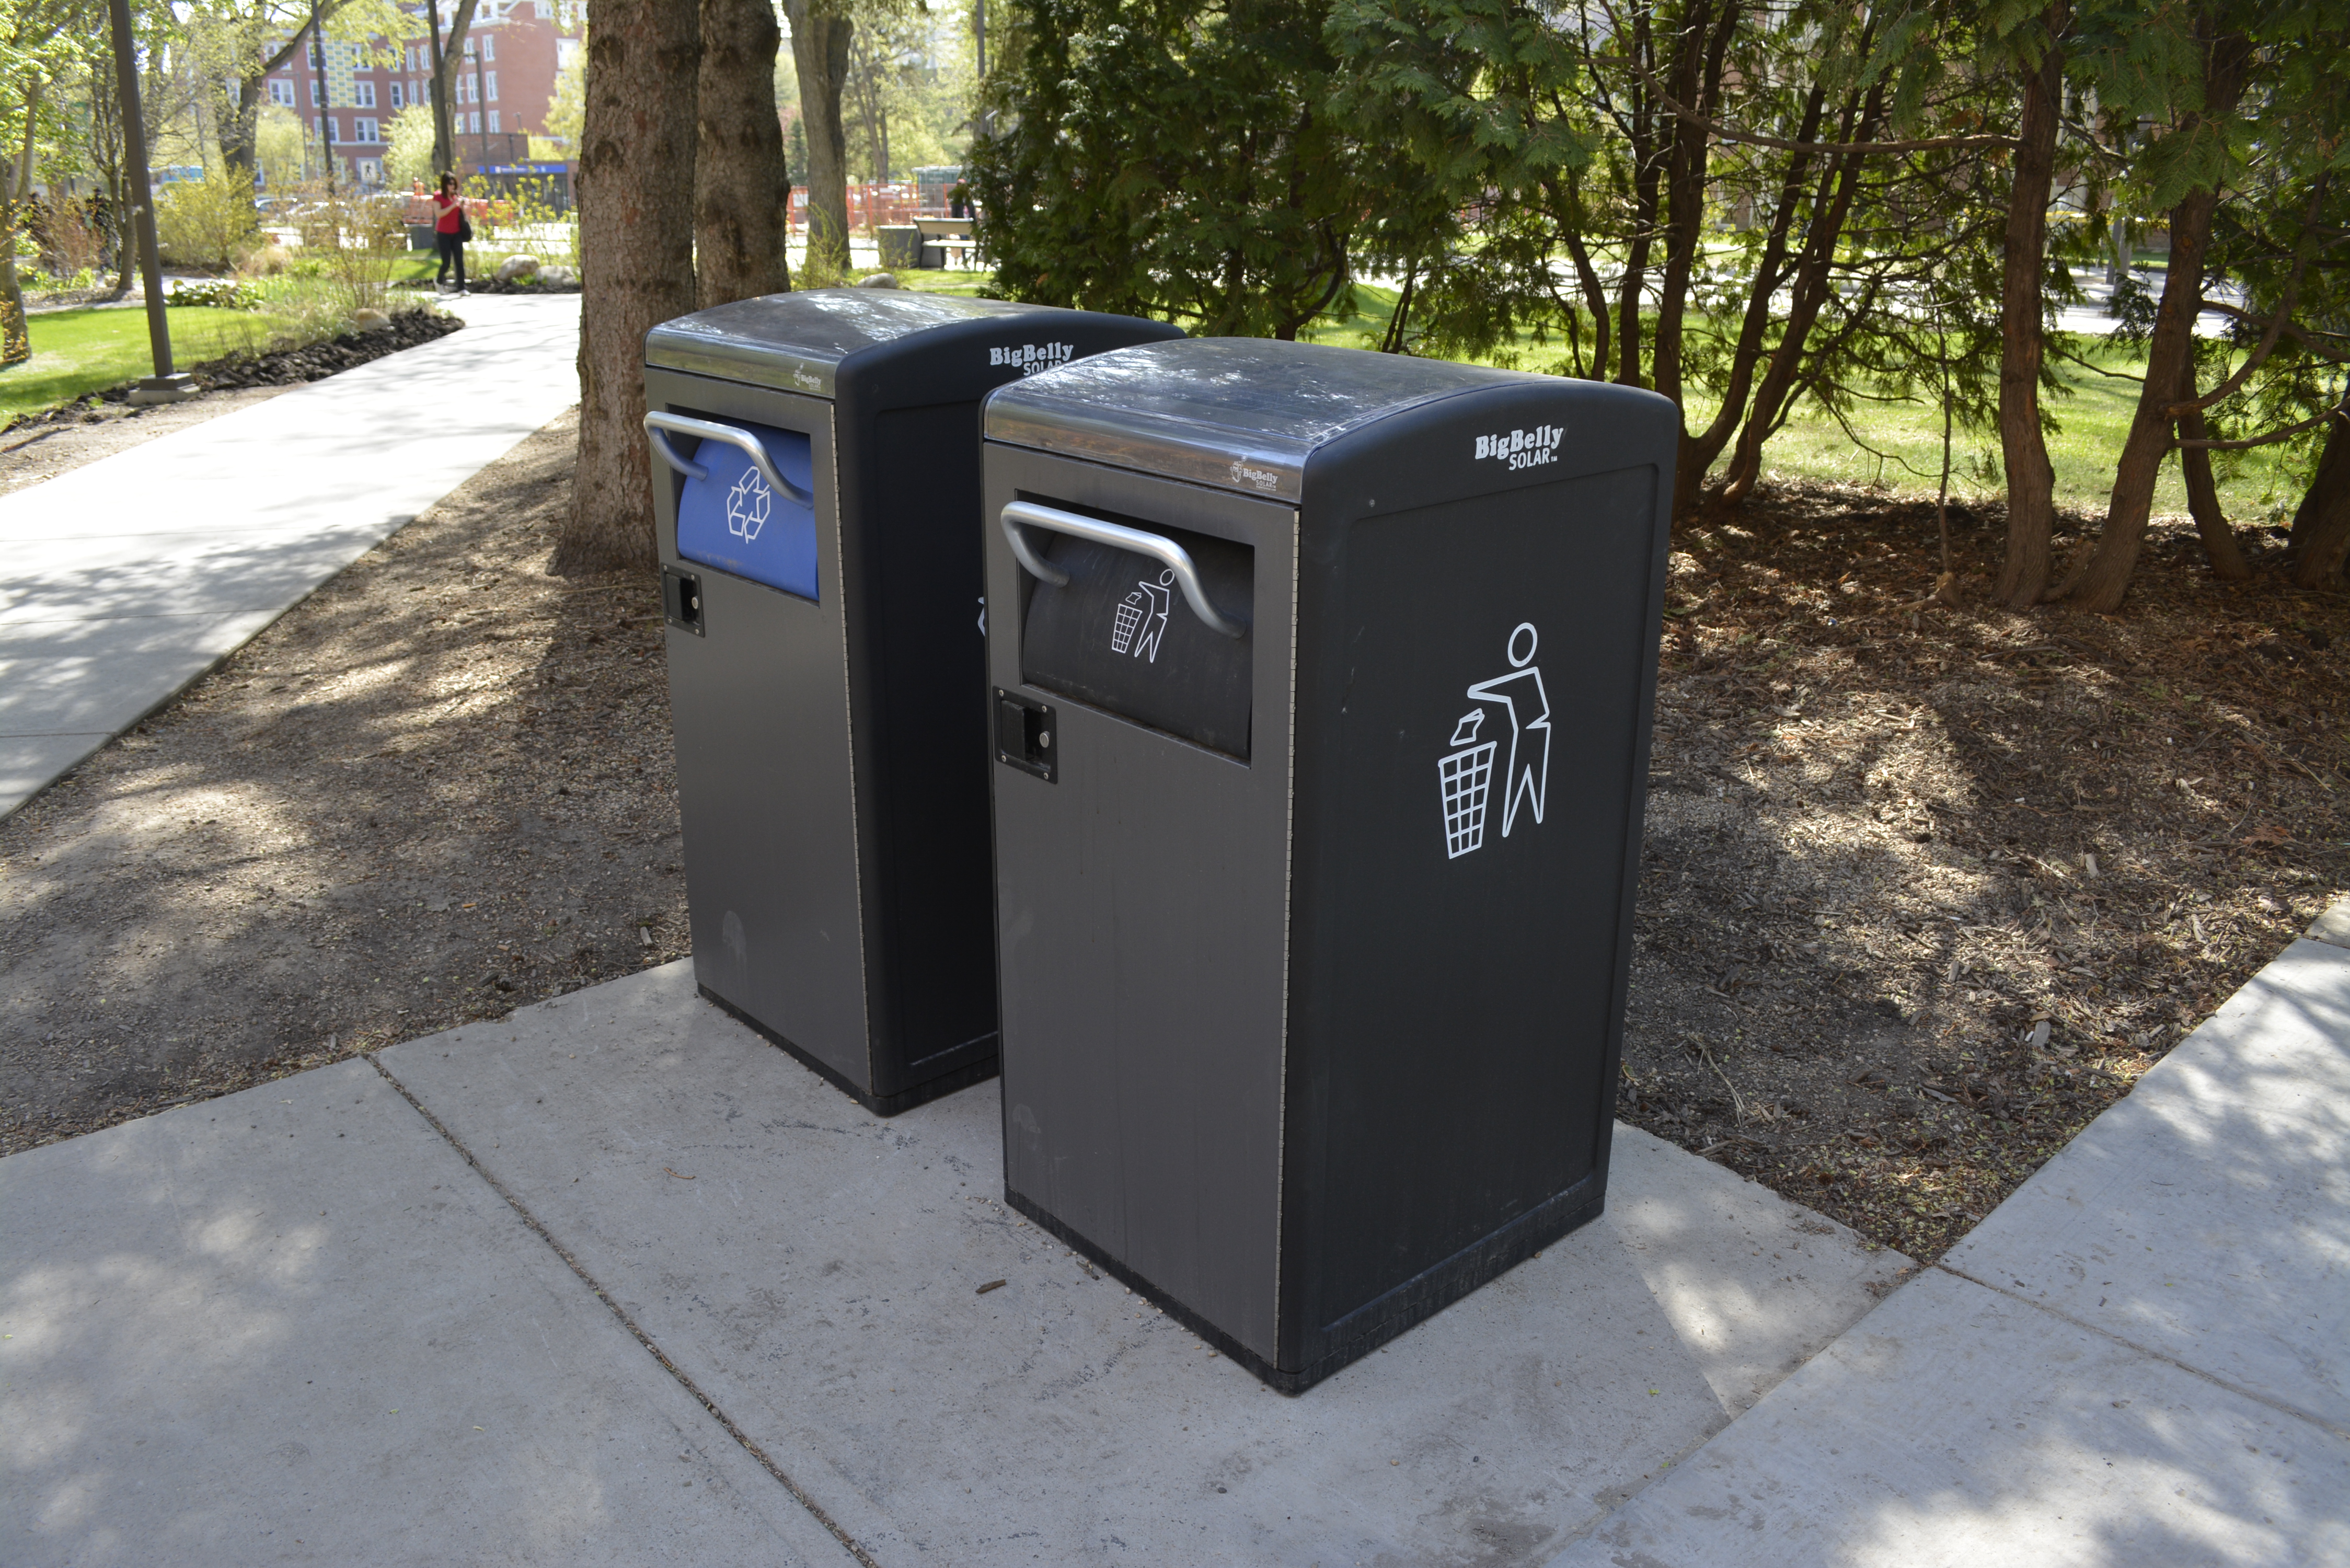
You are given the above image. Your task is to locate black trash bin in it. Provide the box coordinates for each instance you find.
[644,290,1179,1114]
[982,338,1677,1390]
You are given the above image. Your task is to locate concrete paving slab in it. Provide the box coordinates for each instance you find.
[0,1057,858,1568]
[0,522,412,625]
[376,961,1908,1566]
[0,733,108,816]
[1938,938,2350,1435]
[0,611,277,734]
[2309,897,2350,951]
[1548,1267,2349,1568]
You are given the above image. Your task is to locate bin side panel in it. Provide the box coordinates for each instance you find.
[650,374,872,1086]
[847,402,1001,1091]
[1285,464,1661,1365]
[987,449,1293,1364]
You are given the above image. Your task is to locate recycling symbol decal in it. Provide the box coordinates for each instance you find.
[726,467,773,543]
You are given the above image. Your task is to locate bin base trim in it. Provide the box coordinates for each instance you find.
[697,984,999,1117]
[1001,1178,1606,1396]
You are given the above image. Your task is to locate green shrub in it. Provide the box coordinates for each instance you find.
[156,171,262,270]
[169,279,261,310]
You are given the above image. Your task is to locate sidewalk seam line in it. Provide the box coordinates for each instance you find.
[1930,1260,2350,1442]
[364,1050,883,1568]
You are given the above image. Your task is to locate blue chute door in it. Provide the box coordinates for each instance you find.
[673,419,819,602]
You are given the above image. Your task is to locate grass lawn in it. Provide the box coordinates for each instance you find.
[0,306,306,421]
[1301,284,2300,523]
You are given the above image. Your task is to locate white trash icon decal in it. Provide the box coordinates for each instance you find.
[1111,570,1175,663]
[1440,622,1550,859]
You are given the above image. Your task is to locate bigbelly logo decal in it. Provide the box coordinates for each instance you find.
[1439,622,1550,859]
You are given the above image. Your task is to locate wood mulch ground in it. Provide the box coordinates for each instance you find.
[3,430,2342,1274]
[0,410,686,1155]
[1617,487,2345,1260]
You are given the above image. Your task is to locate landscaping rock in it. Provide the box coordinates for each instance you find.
[856,271,902,289]
[536,263,578,287]
[351,307,393,332]
[494,255,540,283]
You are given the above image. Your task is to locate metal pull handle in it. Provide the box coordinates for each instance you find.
[999,500,1245,639]
[643,411,815,507]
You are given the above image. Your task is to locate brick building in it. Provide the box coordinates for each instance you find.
[263,0,583,188]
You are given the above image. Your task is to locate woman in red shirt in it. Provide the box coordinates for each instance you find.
[431,172,467,296]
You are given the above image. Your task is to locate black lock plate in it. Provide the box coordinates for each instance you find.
[995,689,1056,782]
[663,565,705,636]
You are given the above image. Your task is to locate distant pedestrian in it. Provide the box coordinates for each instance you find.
[431,173,468,296]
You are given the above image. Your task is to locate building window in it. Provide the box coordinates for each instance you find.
[307,40,320,65]
[480,33,494,62]
[353,79,376,107]
[360,159,382,183]
[310,77,325,106]
[354,117,379,142]
[316,115,337,142]
[388,81,402,108]
[487,110,500,132]
[268,78,294,106]
[484,71,497,101]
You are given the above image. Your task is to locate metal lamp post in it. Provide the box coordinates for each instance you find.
[106,0,193,403]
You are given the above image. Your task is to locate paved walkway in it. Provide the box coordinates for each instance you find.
[1553,901,2350,1567]
[0,292,580,820]
[2,960,1906,1566]
[5,900,2341,1564]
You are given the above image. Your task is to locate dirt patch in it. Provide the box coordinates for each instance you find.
[3,444,2341,1268]
[0,408,687,1155]
[1617,488,2345,1260]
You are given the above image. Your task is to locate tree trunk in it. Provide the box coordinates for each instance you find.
[1615,3,1658,388]
[1712,87,1883,512]
[0,151,28,366]
[784,0,853,282]
[1995,9,2066,609]
[1651,0,1735,412]
[560,0,700,578]
[222,73,265,177]
[2174,353,2251,579]
[1684,81,1825,506]
[226,26,318,180]
[696,0,792,307]
[17,81,41,201]
[2066,32,2249,614]
[430,0,480,175]
[2290,417,2350,586]
[2289,415,2349,552]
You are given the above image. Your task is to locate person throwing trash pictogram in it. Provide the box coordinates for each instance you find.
[1440,622,1550,858]
[1110,569,1176,663]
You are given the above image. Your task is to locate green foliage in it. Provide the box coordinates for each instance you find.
[968,0,1407,337]
[155,168,263,269]
[256,104,309,192]
[840,0,975,181]
[169,278,263,309]
[383,104,437,189]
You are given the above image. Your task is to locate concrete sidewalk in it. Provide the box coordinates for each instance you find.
[1553,904,2350,1567]
[3,960,1906,1567]
[0,292,580,819]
